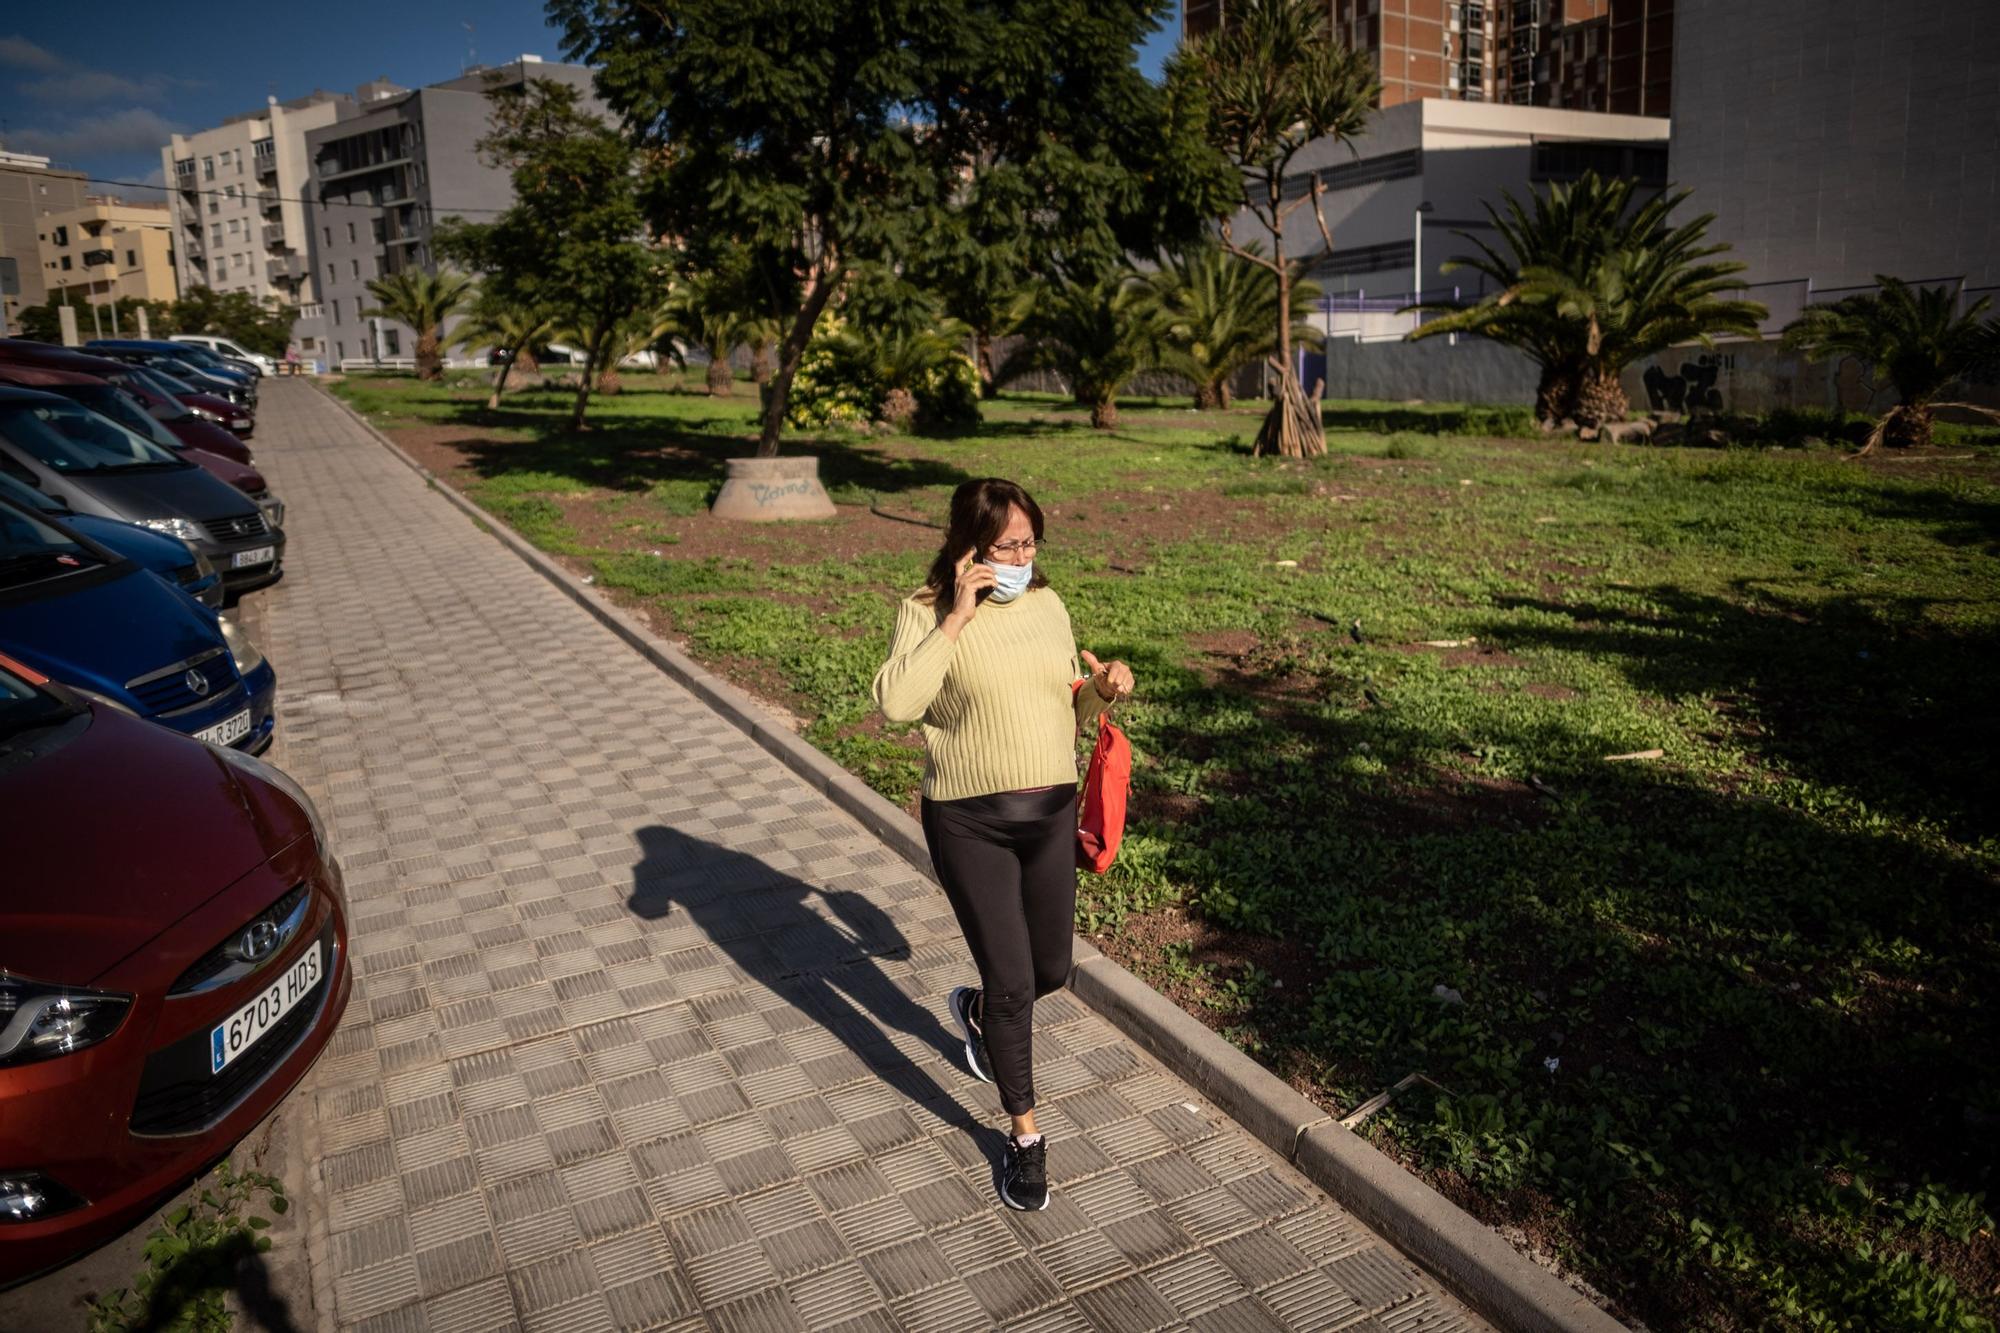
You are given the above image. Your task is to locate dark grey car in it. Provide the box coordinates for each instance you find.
[0,387,284,596]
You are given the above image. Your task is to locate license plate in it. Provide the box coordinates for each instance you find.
[231,545,275,569]
[211,940,322,1074]
[195,709,251,746]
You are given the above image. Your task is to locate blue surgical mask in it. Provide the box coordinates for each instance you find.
[984,560,1035,603]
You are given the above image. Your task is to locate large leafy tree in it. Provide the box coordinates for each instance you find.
[1410,173,1765,425]
[436,77,666,430]
[1782,278,2000,452]
[1169,0,1377,456]
[1000,272,1162,431]
[359,270,477,381]
[548,0,1231,456]
[1152,243,1320,409]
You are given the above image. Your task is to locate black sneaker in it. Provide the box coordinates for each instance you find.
[1001,1135,1049,1211]
[949,985,995,1084]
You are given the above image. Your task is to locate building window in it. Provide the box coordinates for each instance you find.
[213,225,224,245]
[228,219,241,236]
[331,298,341,323]
[346,221,356,243]
[126,249,136,267]
[215,258,226,279]
[59,256,72,271]
[336,341,346,361]
[323,225,332,246]
[51,225,68,247]
[301,336,316,351]
[328,263,337,287]
[203,157,214,180]
[383,329,401,356]
[350,259,360,278]
[208,199,219,216]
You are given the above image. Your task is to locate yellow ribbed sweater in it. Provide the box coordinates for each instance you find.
[872,586,1109,801]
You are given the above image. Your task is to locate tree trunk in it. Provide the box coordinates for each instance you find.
[1254,363,1325,458]
[1090,397,1119,431]
[1880,402,1931,449]
[417,330,442,382]
[515,345,541,375]
[976,331,997,400]
[750,340,772,387]
[1193,382,1221,411]
[1574,365,1629,427]
[1533,364,1575,425]
[706,350,734,397]
[570,327,606,431]
[597,364,622,396]
[1219,381,1233,409]
[485,352,514,410]
[758,271,842,458]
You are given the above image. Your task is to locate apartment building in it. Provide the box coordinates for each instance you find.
[162,89,354,307]
[302,57,595,368]
[39,198,179,307]
[1232,98,1668,314]
[1668,0,1999,311]
[0,149,91,330]
[1182,0,1674,115]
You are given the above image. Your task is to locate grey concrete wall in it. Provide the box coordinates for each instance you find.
[1316,336,1542,405]
[1670,0,2000,293]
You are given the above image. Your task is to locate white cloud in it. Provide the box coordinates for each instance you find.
[20,70,177,104]
[9,107,185,160]
[0,35,66,72]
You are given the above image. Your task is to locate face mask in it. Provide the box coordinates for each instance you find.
[983,560,1035,603]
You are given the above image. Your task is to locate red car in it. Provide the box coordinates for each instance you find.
[0,340,253,444]
[0,367,283,530]
[0,652,349,1285]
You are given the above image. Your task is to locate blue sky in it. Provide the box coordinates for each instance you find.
[0,5,1182,201]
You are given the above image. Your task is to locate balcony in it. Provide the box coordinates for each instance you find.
[253,139,277,178]
[263,223,287,248]
[266,254,306,285]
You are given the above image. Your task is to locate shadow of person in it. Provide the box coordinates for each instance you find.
[628,824,1007,1176]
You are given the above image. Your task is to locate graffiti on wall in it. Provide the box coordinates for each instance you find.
[1643,353,1735,415]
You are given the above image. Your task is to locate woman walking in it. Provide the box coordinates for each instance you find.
[872,477,1134,1210]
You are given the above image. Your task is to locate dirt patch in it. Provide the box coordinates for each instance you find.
[1522,682,1580,700]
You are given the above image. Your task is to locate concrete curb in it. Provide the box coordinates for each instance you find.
[320,383,1626,1333]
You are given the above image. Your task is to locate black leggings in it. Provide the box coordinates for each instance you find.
[920,785,1077,1116]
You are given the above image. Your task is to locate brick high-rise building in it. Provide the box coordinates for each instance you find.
[1182,0,1673,116]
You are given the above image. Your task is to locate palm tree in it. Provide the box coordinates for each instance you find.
[1152,244,1320,410]
[359,269,477,381]
[1170,0,1378,456]
[662,275,775,397]
[824,320,975,428]
[1000,273,1162,431]
[1781,278,2000,451]
[1408,173,1765,426]
[453,299,559,408]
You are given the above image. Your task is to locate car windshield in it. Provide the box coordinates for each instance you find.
[0,500,107,591]
[60,386,184,451]
[0,399,184,474]
[0,472,65,515]
[133,365,200,401]
[0,658,79,746]
[173,347,230,371]
[106,370,190,421]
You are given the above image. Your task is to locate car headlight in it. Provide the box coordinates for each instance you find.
[182,541,217,578]
[135,516,205,542]
[190,406,224,423]
[218,615,265,675]
[0,972,132,1067]
[210,745,326,859]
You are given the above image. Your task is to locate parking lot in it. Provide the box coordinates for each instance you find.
[179,381,1482,1331]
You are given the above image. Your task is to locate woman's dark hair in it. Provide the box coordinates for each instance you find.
[920,478,1050,605]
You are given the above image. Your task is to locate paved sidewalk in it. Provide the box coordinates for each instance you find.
[252,381,1485,1333]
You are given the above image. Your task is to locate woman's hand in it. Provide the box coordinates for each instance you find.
[1081,650,1135,703]
[944,550,995,633]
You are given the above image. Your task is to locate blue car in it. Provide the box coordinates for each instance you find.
[0,493,275,752]
[0,471,222,607]
[85,340,258,408]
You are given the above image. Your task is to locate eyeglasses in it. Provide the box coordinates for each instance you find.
[985,539,1041,557]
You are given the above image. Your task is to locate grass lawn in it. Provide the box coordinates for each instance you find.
[330,369,1999,1331]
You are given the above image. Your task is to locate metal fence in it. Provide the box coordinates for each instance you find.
[1314,286,1464,344]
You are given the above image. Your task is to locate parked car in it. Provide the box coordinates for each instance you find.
[170,335,275,377]
[0,492,275,750]
[0,649,347,1286]
[0,386,283,596]
[0,472,221,607]
[82,341,257,409]
[0,341,254,440]
[0,367,282,529]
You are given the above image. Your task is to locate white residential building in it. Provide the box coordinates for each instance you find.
[161,91,353,308]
